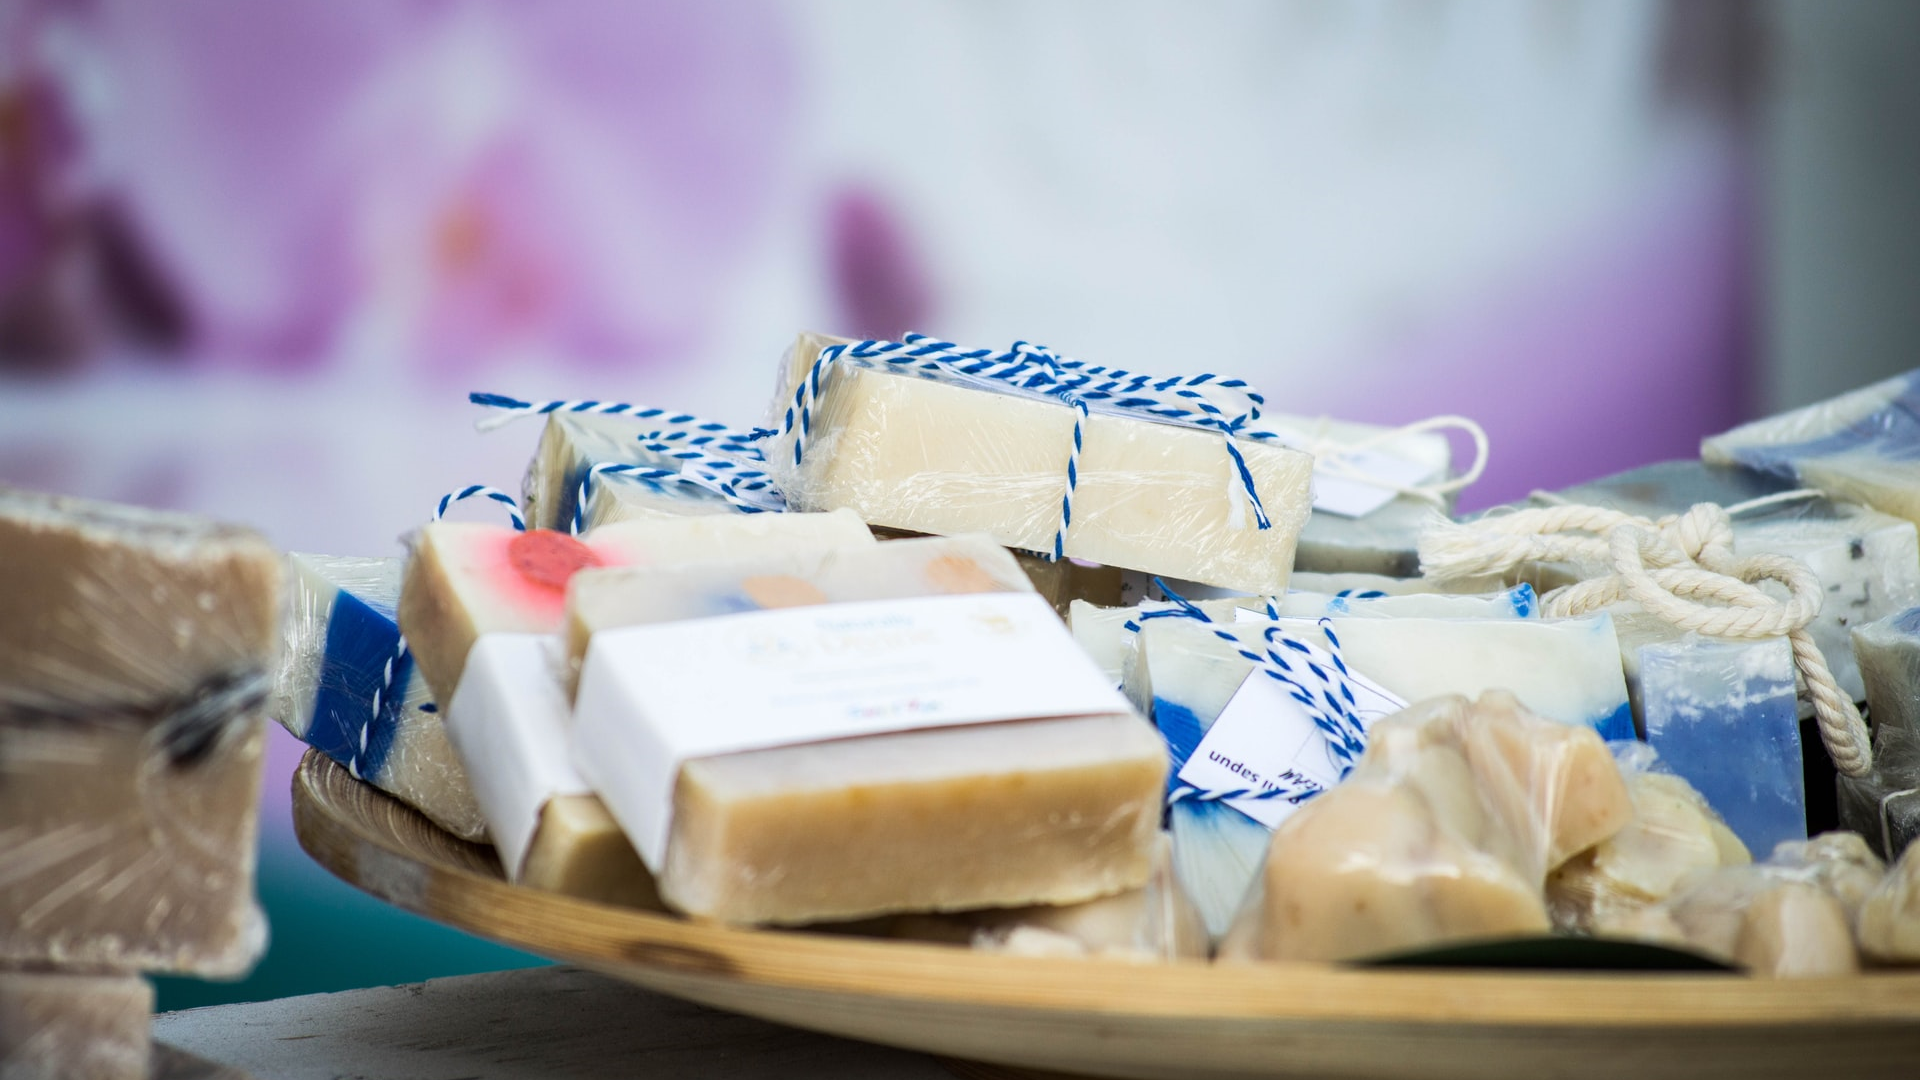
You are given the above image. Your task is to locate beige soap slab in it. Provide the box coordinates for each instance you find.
[888,835,1207,962]
[568,534,1166,925]
[0,970,152,1080]
[1220,692,1632,964]
[0,486,276,977]
[762,332,1316,594]
[1857,839,1920,962]
[399,511,875,702]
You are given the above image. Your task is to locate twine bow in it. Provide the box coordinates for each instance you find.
[1418,499,1873,777]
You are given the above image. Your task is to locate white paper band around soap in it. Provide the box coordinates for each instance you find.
[444,634,586,880]
[571,592,1133,869]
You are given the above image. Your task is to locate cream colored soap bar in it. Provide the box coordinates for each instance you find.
[568,535,1167,925]
[444,633,657,908]
[1859,839,1920,962]
[399,511,875,701]
[0,970,151,1080]
[763,332,1316,594]
[0,487,276,977]
[1219,692,1631,964]
[523,410,750,532]
[889,835,1208,962]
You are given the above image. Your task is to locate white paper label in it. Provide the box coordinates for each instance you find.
[1178,618,1407,829]
[572,592,1132,868]
[1266,435,1438,518]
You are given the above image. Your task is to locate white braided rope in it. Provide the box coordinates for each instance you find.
[1418,501,1873,777]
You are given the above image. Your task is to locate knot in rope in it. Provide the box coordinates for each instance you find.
[1418,500,1873,778]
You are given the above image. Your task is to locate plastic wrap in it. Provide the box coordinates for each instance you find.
[0,486,277,977]
[1610,609,1806,854]
[760,332,1317,594]
[1518,459,1920,709]
[1131,612,1634,938]
[521,410,751,532]
[1547,743,1751,934]
[1838,606,1920,860]
[0,970,152,1080]
[567,535,1166,926]
[1217,691,1632,964]
[1703,368,1920,529]
[1601,833,1879,977]
[1254,583,1536,620]
[1859,837,1920,961]
[889,835,1208,962]
[269,553,488,841]
[1286,569,1514,596]
[397,511,875,703]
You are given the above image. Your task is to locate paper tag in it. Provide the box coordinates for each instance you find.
[1266,435,1439,518]
[1177,620,1407,829]
[572,592,1132,868]
[444,634,586,881]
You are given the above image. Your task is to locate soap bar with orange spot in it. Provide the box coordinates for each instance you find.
[398,510,875,703]
[566,533,1166,926]
[398,510,874,904]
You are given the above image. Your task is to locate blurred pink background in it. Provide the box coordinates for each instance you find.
[5,0,1917,1004]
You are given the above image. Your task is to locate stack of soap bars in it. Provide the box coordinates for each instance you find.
[240,339,1920,978]
[0,487,281,1079]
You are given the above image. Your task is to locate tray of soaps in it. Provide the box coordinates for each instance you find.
[293,748,1920,1080]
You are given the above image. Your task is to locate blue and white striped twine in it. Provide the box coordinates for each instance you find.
[570,462,771,535]
[764,334,1276,561]
[468,392,769,457]
[1125,580,1369,808]
[433,484,527,531]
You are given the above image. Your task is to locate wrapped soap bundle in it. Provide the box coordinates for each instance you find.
[1217,691,1634,963]
[0,486,283,1079]
[566,535,1168,925]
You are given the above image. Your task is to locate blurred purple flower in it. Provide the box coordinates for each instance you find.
[829,185,934,342]
[67,1,792,371]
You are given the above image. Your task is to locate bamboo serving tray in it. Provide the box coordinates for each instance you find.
[291,750,1920,1080]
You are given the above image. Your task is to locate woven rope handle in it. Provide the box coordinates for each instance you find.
[1420,501,1874,777]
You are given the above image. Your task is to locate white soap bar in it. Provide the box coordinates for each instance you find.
[523,410,757,532]
[1286,569,1513,596]
[271,553,487,841]
[1249,585,1536,621]
[761,332,1316,594]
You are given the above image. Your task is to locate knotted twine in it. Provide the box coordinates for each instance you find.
[1417,498,1873,778]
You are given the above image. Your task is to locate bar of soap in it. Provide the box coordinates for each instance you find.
[1612,610,1807,855]
[1220,692,1628,963]
[1253,414,1452,577]
[444,632,656,908]
[1604,836,1875,976]
[888,834,1206,963]
[1858,840,1920,962]
[1703,368,1920,530]
[1550,749,1750,934]
[1010,550,1126,617]
[1838,607,1920,859]
[1134,614,1634,936]
[569,535,1167,925]
[270,553,487,841]
[1520,460,1920,710]
[762,332,1316,594]
[522,410,752,532]
[1287,569,1514,596]
[1251,584,1536,621]
[399,510,875,701]
[0,970,151,1080]
[0,486,276,977]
